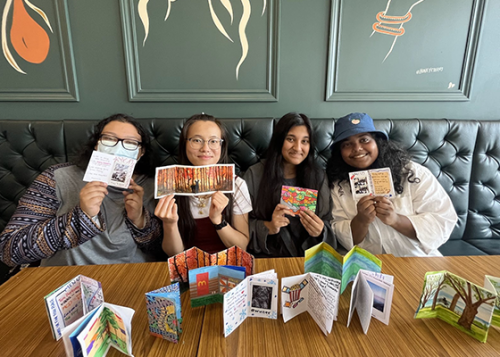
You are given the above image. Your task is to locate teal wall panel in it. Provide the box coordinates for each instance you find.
[0,0,498,119]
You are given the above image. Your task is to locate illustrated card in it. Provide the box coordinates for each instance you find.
[44,275,104,340]
[484,275,500,328]
[189,266,246,307]
[145,283,183,343]
[415,271,496,343]
[223,270,278,337]
[155,164,235,198]
[349,168,395,200]
[280,185,318,212]
[83,150,136,189]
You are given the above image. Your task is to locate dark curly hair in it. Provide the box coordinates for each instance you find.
[74,113,154,176]
[326,134,419,195]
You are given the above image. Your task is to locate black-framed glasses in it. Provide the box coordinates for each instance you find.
[99,134,141,151]
[188,137,224,150]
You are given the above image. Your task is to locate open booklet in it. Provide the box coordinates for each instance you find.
[44,275,104,340]
[347,270,394,334]
[304,242,382,293]
[280,185,318,212]
[83,151,137,189]
[281,273,340,335]
[485,275,500,328]
[168,246,254,283]
[145,283,183,343]
[223,270,278,337]
[189,265,246,307]
[155,164,235,198]
[415,271,497,343]
[61,302,134,357]
[349,168,395,201]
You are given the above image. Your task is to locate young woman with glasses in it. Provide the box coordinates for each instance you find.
[155,114,252,255]
[0,114,164,267]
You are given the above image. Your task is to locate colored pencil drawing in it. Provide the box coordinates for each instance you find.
[137,0,267,79]
[416,271,496,343]
[485,276,500,328]
[155,164,234,198]
[145,283,183,343]
[282,279,308,308]
[1,0,53,74]
[280,185,318,212]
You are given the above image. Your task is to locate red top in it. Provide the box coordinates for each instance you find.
[189,217,227,253]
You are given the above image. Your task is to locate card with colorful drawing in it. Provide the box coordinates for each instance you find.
[415,271,496,343]
[349,168,395,201]
[168,246,254,283]
[485,275,500,328]
[347,269,394,334]
[145,283,183,343]
[280,185,318,212]
[281,273,340,335]
[44,275,104,340]
[223,270,278,337]
[189,266,246,307]
[304,242,382,293]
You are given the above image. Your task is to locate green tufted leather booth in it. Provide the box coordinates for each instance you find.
[1,118,499,281]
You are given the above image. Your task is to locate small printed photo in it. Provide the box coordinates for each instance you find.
[111,163,129,183]
[367,281,387,313]
[251,285,273,310]
[353,175,369,195]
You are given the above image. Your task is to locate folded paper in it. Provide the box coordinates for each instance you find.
[145,283,183,343]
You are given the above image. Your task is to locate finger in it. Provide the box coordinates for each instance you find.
[155,195,173,216]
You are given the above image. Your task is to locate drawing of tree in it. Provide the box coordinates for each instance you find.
[444,273,496,330]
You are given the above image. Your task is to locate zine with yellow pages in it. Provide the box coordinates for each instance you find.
[349,168,395,200]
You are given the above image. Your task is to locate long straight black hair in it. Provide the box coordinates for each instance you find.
[75,113,153,176]
[175,114,234,247]
[254,112,322,220]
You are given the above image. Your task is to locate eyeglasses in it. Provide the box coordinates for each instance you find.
[188,137,224,150]
[99,134,142,151]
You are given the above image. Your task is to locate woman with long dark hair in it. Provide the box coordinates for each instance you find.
[0,114,162,267]
[155,114,252,255]
[243,112,335,257]
[327,112,457,256]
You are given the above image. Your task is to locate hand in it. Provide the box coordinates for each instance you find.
[155,194,178,225]
[209,191,229,224]
[80,181,108,217]
[374,197,399,226]
[299,207,324,237]
[355,195,377,225]
[123,178,145,228]
[265,204,295,235]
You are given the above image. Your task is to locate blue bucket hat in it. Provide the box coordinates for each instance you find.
[332,112,388,146]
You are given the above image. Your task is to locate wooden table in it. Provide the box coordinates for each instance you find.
[1,256,499,356]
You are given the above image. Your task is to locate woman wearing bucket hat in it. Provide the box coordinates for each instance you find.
[326,112,457,257]
[243,113,335,257]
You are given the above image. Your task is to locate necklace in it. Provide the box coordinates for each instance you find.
[196,195,210,215]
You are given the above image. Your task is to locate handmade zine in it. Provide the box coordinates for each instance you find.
[189,266,246,307]
[44,275,104,340]
[304,242,382,293]
[349,168,395,200]
[61,302,134,357]
[83,151,136,189]
[415,271,496,343]
[485,275,500,328]
[280,185,318,212]
[155,164,235,198]
[347,270,394,334]
[281,273,340,335]
[145,283,183,343]
[168,246,254,283]
[223,270,278,337]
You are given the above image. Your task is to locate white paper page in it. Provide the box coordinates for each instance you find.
[307,273,339,335]
[281,274,310,323]
[360,269,394,285]
[223,277,249,337]
[362,273,394,325]
[83,151,136,189]
[353,273,374,334]
[61,313,90,357]
[349,170,370,201]
[80,275,104,314]
[347,273,359,328]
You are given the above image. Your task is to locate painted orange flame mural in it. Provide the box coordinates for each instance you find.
[2,0,53,74]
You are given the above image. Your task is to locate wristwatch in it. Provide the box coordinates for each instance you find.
[213,219,228,230]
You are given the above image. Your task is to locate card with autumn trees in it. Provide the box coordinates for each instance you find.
[415,271,496,342]
[155,164,235,198]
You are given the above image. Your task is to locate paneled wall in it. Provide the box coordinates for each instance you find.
[0,0,498,120]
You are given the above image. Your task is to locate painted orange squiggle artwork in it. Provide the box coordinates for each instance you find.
[2,0,53,74]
